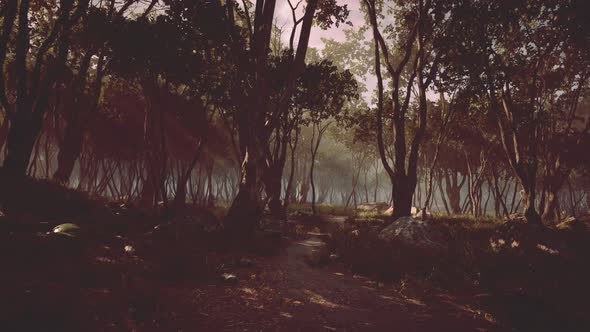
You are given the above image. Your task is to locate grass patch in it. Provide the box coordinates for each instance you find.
[324,216,590,296]
[288,203,352,217]
[355,210,382,219]
[430,213,503,225]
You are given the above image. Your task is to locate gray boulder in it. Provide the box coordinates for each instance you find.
[220,273,238,285]
[378,216,446,252]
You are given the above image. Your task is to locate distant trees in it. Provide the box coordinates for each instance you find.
[446,0,590,223]
[0,0,588,224]
[0,0,89,177]
[351,0,589,223]
[0,1,239,210]
[260,58,357,219]
[108,1,229,210]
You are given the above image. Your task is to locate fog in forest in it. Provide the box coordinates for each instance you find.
[0,0,589,331]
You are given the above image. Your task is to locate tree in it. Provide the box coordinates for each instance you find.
[363,0,453,219]
[1,0,90,177]
[223,0,350,231]
[447,0,590,223]
[52,1,159,184]
[106,1,232,210]
[258,55,357,218]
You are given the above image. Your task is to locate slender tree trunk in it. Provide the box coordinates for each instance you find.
[2,0,87,178]
[173,141,204,208]
[373,159,379,202]
[310,122,329,215]
[3,111,42,176]
[266,165,284,217]
[284,127,299,212]
[226,0,319,231]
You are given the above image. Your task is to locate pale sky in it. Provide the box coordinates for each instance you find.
[265,0,378,101]
[139,0,383,102]
[270,0,366,50]
[140,0,367,51]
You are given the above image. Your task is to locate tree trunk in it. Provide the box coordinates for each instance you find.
[541,189,559,223]
[225,147,264,232]
[310,122,328,215]
[266,166,285,218]
[391,175,414,220]
[3,111,42,177]
[173,141,204,208]
[521,184,541,224]
[226,0,319,231]
[283,127,299,211]
[444,171,464,214]
[54,125,84,183]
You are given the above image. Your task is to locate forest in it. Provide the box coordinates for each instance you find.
[0,0,589,331]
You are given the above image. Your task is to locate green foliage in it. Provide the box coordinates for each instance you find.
[315,0,352,29]
[288,203,352,217]
[296,59,359,124]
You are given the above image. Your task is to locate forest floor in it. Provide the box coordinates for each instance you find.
[165,230,500,331]
[160,213,590,332]
[1,180,589,331]
[1,214,503,331]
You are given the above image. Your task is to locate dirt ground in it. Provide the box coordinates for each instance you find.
[2,209,589,331]
[163,235,500,331]
[0,230,501,331]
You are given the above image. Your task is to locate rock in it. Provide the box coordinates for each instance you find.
[357,202,390,213]
[220,273,238,285]
[378,216,446,252]
[51,223,81,238]
[556,216,589,232]
[124,245,136,254]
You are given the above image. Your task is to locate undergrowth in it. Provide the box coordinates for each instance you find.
[323,215,590,330]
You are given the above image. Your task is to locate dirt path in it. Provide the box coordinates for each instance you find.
[159,232,502,331]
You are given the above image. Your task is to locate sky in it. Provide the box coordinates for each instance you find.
[253,1,437,102]
[142,0,367,52]
[251,0,378,101]
[139,0,380,101]
[271,0,366,51]
[271,0,439,102]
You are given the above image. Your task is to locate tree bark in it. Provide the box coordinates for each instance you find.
[2,0,89,178]
[310,122,329,215]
